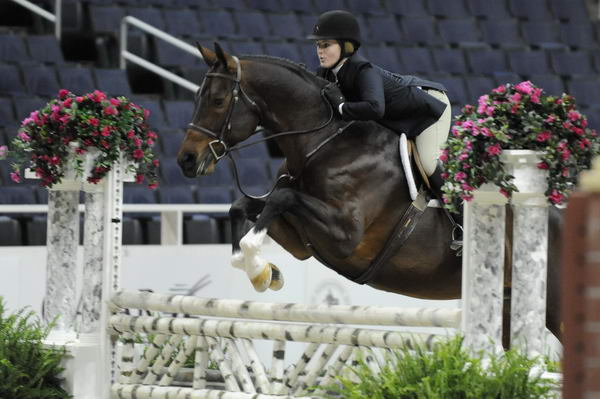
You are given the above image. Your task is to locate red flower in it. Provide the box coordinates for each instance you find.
[486,144,502,156]
[101,140,110,149]
[58,89,69,99]
[536,131,551,142]
[135,174,144,184]
[88,118,99,126]
[537,162,549,170]
[499,188,510,198]
[63,98,73,108]
[50,156,60,165]
[148,182,158,189]
[101,126,111,137]
[549,190,564,204]
[110,98,121,106]
[133,149,144,159]
[10,172,21,183]
[127,130,135,139]
[103,106,118,116]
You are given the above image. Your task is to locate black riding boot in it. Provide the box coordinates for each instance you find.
[427,161,446,202]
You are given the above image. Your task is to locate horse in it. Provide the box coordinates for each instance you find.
[177,43,562,346]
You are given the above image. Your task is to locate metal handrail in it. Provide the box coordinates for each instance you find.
[120,16,200,92]
[10,0,62,39]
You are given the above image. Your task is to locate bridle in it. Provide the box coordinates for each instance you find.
[186,55,351,199]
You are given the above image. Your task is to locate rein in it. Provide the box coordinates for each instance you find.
[187,55,349,199]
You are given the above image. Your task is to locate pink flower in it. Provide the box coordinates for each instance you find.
[127,130,135,139]
[135,174,144,184]
[439,151,448,162]
[50,156,60,165]
[147,138,154,146]
[549,190,564,205]
[486,143,502,156]
[59,114,70,124]
[455,171,467,182]
[152,159,160,167]
[545,115,556,124]
[460,193,474,202]
[110,98,121,106]
[441,172,449,179]
[101,126,111,137]
[133,149,144,159]
[536,131,551,142]
[143,108,150,119]
[148,182,158,190]
[579,138,591,149]
[101,140,110,149]
[561,148,571,161]
[0,145,7,158]
[134,137,142,147]
[76,96,84,103]
[458,153,469,161]
[10,171,21,183]
[148,131,158,139]
[499,188,510,198]
[568,110,581,121]
[492,85,506,94]
[92,90,106,103]
[515,81,534,95]
[58,89,69,99]
[461,183,474,191]
[509,92,522,103]
[88,118,99,126]
[481,127,492,137]
[51,104,61,113]
[63,98,73,108]
[103,106,118,116]
[17,131,31,142]
[75,148,87,155]
[485,106,495,116]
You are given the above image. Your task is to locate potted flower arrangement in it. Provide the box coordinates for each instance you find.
[0,89,159,189]
[441,81,600,213]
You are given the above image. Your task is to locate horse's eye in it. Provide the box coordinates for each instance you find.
[213,98,225,107]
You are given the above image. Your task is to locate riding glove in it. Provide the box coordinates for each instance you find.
[323,83,346,114]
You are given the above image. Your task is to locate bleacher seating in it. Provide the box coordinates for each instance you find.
[0,0,599,245]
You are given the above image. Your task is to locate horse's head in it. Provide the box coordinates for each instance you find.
[178,43,261,178]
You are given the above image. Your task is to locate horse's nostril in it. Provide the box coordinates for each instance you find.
[180,152,195,167]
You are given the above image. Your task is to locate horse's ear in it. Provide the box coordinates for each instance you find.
[197,43,217,67]
[214,42,237,73]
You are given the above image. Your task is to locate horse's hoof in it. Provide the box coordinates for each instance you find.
[250,264,272,292]
[231,251,245,270]
[268,264,284,291]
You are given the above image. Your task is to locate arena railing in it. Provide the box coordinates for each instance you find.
[9,0,62,39]
[0,203,229,245]
[120,16,200,93]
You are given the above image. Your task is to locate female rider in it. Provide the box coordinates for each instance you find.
[308,10,451,199]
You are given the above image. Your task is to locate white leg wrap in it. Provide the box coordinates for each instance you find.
[240,228,268,279]
[231,251,245,270]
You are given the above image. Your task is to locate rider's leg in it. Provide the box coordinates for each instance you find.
[415,89,451,200]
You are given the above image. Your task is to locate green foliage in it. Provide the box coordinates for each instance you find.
[0,298,71,399]
[321,336,558,399]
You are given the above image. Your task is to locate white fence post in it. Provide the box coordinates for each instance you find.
[503,150,549,357]
[461,184,507,355]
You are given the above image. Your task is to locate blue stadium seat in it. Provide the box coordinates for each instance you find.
[0,64,24,95]
[0,34,29,63]
[132,98,169,130]
[507,50,551,75]
[0,216,22,246]
[163,8,200,38]
[367,15,402,44]
[585,108,600,130]
[57,66,95,95]
[184,215,220,244]
[297,41,319,71]
[198,9,238,38]
[480,20,525,49]
[234,11,270,39]
[434,75,469,105]
[227,39,265,56]
[550,50,595,76]
[347,0,386,15]
[529,74,565,96]
[25,35,64,64]
[154,38,199,66]
[364,45,402,73]
[246,0,281,12]
[159,129,185,157]
[493,72,523,86]
[427,0,471,18]
[21,64,60,97]
[431,48,468,74]
[0,186,36,202]
[279,0,315,13]
[268,13,303,39]
[548,0,590,21]
[401,17,443,46]
[508,0,553,20]
[567,76,600,108]
[594,51,600,73]
[164,100,194,129]
[521,21,566,49]
[127,7,166,31]
[438,18,485,48]
[560,22,598,50]
[299,13,319,37]
[196,186,232,203]
[160,157,191,185]
[124,185,157,203]
[214,0,248,10]
[235,157,270,188]
[398,47,435,75]
[263,42,302,63]
[467,0,511,19]
[0,97,16,127]
[94,68,133,96]
[312,0,348,13]
[465,76,496,101]
[231,132,270,159]
[13,97,48,122]
[385,0,429,17]
[159,185,195,203]
[466,49,509,74]
[89,5,126,35]
[196,160,234,187]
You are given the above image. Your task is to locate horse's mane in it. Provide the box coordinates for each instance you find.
[239,54,329,88]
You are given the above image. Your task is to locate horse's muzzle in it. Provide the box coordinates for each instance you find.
[178,151,215,177]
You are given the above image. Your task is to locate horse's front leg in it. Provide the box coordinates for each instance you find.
[229,196,266,271]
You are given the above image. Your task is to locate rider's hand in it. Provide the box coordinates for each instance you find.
[323,83,346,113]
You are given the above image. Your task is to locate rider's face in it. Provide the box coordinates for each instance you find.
[316,40,341,69]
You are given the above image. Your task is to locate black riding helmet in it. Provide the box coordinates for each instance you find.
[307,10,361,59]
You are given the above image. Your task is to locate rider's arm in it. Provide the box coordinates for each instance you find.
[340,66,385,120]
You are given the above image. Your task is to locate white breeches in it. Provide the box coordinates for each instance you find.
[415,89,451,176]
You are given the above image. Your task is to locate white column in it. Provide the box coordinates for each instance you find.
[461,184,507,355]
[43,189,79,339]
[503,150,549,357]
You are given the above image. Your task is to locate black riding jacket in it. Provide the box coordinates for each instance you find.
[316,54,448,138]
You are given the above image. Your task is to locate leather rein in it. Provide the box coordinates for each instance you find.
[186,55,350,199]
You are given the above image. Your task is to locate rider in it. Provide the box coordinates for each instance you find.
[307,10,451,200]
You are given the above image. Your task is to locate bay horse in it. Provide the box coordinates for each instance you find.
[177,43,562,345]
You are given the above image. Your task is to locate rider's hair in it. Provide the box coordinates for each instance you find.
[344,41,355,54]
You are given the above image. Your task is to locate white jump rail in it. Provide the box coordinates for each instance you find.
[10,0,62,39]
